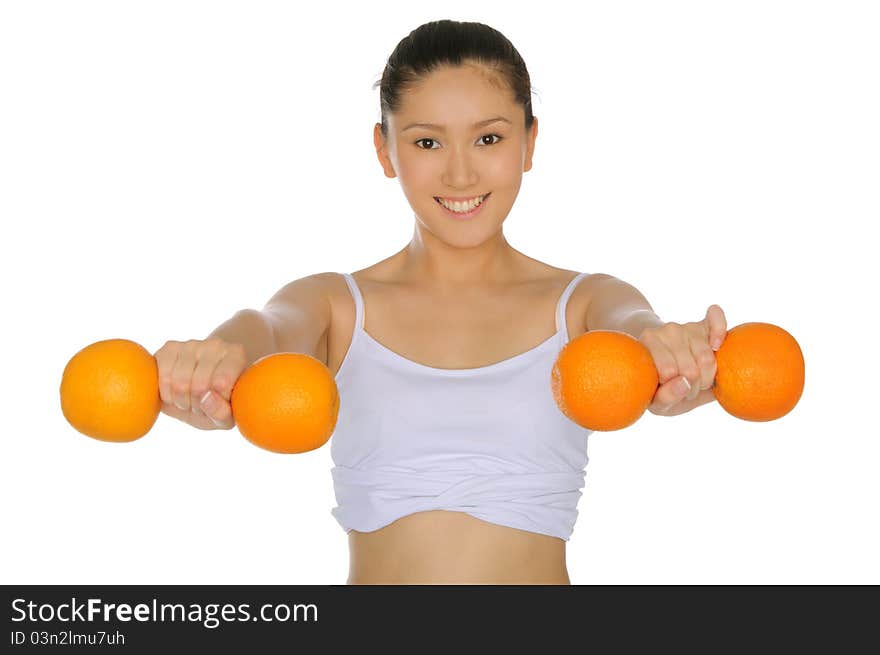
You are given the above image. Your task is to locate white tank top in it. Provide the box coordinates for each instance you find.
[329,271,593,541]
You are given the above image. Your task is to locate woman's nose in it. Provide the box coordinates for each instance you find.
[442,149,479,186]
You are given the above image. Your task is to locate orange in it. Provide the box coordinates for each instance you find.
[713,322,804,421]
[231,352,339,454]
[60,338,161,442]
[551,330,659,431]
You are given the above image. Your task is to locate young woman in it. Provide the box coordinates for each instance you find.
[154,20,727,585]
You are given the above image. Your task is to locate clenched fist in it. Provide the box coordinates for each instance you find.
[153,338,247,430]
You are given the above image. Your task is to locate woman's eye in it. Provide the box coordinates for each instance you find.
[415,134,503,150]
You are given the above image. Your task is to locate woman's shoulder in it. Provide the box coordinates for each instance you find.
[268,271,348,319]
[518,260,591,291]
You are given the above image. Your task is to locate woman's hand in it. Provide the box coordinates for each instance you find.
[153,338,247,430]
[640,304,728,416]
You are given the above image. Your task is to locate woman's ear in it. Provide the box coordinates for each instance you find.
[374,123,397,179]
[523,116,538,172]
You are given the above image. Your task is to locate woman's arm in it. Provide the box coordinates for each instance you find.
[206,309,277,369]
[584,274,665,338]
[205,272,333,368]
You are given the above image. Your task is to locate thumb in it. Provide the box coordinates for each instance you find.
[703,305,715,329]
[706,304,727,350]
[199,390,235,429]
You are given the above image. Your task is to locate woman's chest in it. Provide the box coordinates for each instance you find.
[325,271,592,377]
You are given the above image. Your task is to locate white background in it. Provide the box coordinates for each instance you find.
[2,0,877,585]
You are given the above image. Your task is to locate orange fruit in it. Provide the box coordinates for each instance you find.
[714,322,804,421]
[231,352,339,454]
[60,338,161,442]
[551,330,659,431]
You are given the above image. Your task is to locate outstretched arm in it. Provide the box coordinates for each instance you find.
[584,274,728,416]
[584,274,665,337]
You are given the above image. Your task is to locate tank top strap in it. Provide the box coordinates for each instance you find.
[555,272,590,340]
[340,272,365,329]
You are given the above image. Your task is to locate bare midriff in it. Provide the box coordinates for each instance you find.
[347,510,570,585]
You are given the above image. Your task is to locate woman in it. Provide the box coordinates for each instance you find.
[155,20,727,585]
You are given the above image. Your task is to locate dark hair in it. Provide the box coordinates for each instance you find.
[373,20,537,139]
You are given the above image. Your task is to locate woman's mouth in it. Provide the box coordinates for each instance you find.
[433,193,490,220]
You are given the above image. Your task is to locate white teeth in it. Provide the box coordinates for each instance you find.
[437,194,487,212]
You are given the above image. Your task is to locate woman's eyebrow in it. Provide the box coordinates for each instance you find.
[402,117,512,132]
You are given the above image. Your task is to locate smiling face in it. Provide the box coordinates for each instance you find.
[374,63,538,246]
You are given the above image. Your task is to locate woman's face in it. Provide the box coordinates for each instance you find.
[374,64,538,245]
